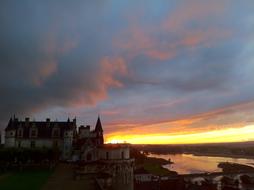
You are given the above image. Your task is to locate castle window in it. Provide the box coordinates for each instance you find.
[30,129,37,138]
[30,141,36,148]
[53,140,58,148]
[18,129,23,138]
[52,128,60,138]
[121,151,124,159]
[18,141,21,148]
[106,152,109,160]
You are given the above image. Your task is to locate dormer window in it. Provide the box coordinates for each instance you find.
[30,128,37,138]
[17,128,23,138]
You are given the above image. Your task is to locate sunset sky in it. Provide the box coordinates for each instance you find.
[1,0,254,144]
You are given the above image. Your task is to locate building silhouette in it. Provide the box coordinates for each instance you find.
[4,115,134,190]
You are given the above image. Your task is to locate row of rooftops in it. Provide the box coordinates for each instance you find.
[5,116,103,139]
[5,117,76,131]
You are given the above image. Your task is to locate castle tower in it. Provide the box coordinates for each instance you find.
[98,144,134,190]
[95,116,104,145]
[5,117,16,147]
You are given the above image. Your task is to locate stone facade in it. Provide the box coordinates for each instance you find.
[98,144,130,160]
[4,116,77,160]
[76,144,134,190]
[4,116,105,160]
[98,144,134,190]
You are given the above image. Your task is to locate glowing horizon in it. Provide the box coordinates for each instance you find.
[105,125,254,144]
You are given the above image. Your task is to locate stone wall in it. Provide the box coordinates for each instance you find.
[99,146,130,160]
[76,159,134,190]
[15,139,63,148]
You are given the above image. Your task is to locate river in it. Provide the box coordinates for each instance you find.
[148,153,254,174]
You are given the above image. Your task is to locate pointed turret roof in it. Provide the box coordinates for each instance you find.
[95,116,103,132]
[5,117,15,131]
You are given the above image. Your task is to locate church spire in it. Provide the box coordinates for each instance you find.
[95,116,103,132]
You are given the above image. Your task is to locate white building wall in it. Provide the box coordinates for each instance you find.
[135,174,153,182]
[5,137,16,147]
[15,139,63,149]
[79,129,90,138]
[99,146,130,160]
[5,130,16,147]
[63,130,74,159]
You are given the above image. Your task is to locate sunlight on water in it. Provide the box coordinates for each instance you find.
[148,153,254,174]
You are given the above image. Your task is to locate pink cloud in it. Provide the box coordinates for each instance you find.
[99,56,128,88]
[162,1,227,32]
[113,0,231,62]
[103,100,254,137]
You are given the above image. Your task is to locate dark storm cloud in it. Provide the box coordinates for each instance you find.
[0,0,127,127]
[0,0,254,136]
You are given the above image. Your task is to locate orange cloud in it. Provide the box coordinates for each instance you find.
[31,29,79,86]
[145,50,176,61]
[66,56,128,107]
[99,56,128,88]
[104,100,254,144]
[32,61,58,86]
[113,0,231,62]
[162,1,226,32]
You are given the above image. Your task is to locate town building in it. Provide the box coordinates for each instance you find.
[134,167,155,182]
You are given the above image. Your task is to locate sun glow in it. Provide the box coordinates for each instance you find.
[105,125,254,144]
[106,139,126,144]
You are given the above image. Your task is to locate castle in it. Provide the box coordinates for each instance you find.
[4,116,134,190]
[5,116,78,159]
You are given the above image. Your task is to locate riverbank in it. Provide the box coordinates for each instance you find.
[146,153,254,175]
[218,162,254,173]
[142,157,177,176]
[133,150,176,176]
[133,143,254,160]
[188,152,254,160]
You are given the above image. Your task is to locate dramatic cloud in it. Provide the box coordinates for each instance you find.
[0,0,254,143]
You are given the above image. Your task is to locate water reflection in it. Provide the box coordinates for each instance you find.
[148,153,254,174]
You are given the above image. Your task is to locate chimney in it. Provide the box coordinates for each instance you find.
[46,118,50,127]
[73,118,76,124]
[13,114,18,122]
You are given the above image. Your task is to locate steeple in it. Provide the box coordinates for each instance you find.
[8,117,13,126]
[95,116,103,132]
[95,116,104,145]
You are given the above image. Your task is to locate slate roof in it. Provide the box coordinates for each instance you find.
[5,117,76,139]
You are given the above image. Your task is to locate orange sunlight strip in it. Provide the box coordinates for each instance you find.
[105,125,254,144]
